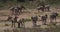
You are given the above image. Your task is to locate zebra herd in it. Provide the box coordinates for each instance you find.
[7,5,59,28]
[31,12,58,27]
[9,4,50,15]
[9,5,25,16]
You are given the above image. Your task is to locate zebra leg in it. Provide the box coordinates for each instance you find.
[34,23,36,27]
[20,22,23,27]
[22,22,25,27]
[18,23,20,28]
[44,20,46,25]
[21,23,23,27]
[11,21,13,27]
[55,18,57,24]
[13,23,14,28]
[42,20,45,25]
[33,21,36,27]
[43,20,46,25]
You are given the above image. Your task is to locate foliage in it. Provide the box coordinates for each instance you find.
[0,0,60,9]
[46,0,60,4]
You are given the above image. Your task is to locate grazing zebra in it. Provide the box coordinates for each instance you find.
[45,5,50,12]
[7,16,14,27]
[31,15,38,27]
[9,6,25,15]
[41,14,48,25]
[19,5,26,13]
[37,6,45,12]
[17,18,25,28]
[7,16,18,27]
[13,16,18,27]
[37,5,50,12]
[50,12,58,24]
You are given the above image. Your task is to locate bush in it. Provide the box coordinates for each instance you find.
[5,24,9,26]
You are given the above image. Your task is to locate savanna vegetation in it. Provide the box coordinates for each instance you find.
[0,0,60,32]
[0,0,60,9]
[0,24,60,32]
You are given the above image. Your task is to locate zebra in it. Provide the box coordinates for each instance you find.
[17,18,25,28]
[50,12,58,24]
[37,6,45,12]
[31,15,38,27]
[45,5,50,12]
[41,14,48,25]
[7,16,18,27]
[37,4,50,12]
[9,6,25,15]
